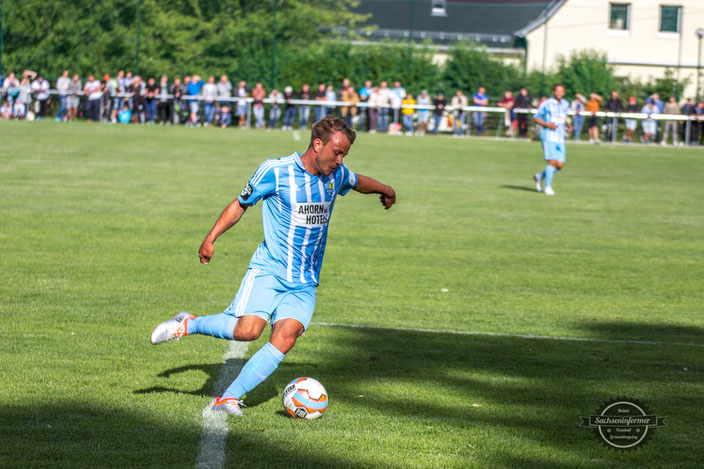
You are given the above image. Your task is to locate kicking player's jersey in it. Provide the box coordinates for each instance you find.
[535,97,570,143]
[238,152,357,286]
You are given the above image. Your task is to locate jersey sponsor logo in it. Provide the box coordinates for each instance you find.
[292,202,331,227]
[325,181,334,196]
[241,183,253,198]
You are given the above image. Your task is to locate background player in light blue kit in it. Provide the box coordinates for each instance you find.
[150,115,396,416]
[533,84,573,196]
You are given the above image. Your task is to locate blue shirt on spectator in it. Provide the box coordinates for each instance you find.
[187,79,204,98]
[473,92,488,107]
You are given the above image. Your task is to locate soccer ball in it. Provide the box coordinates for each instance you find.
[282,377,328,420]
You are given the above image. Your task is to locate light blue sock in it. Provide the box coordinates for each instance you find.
[186,313,238,340]
[544,165,557,188]
[222,342,285,399]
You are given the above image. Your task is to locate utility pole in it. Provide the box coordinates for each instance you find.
[270,0,278,90]
[0,0,6,76]
[136,0,142,75]
[697,28,704,101]
[407,0,415,81]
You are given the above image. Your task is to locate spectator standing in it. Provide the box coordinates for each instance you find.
[661,96,680,145]
[31,76,50,120]
[202,76,218,126]
[111,70,126,124]
[432,92,446,135]
[416,90,431,135]
[145,77,159,124]
[680,98,694,143]
[640,101,658,143]
[472,87,488,135]
[367,86,380,134]
[282,86,296,130]
[100,74,113,122]
[390,81,406,124]
[83,74,102,122]
[377,81,391,132]
[358,80,372,131]
[157,75,171,124]
[647,93,665,140]
[56,70,71,122]
[314,83,326,123]
[217,75,232,128]
[585,93,603,143]
[325,84,336,116]
[170,77,183,125]
[298,83,311,129]
[340,85,359,128]
[187,74,205,126]
[67,74,81,121]
[514,88,532,138]
[251,82,266,129]
[451,90,468,136]
[235,80,249,127]
[604,91,623,141]
[570,93,586,140]
[497,91,515,136]
[688,102,703,146]
[267,88,282,129]
[130,76,146,124]
[1,72,18,105]
[401,93,416,135]
[623,96,639,143]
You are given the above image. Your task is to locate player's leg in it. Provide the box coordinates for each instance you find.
[216,283,315,414]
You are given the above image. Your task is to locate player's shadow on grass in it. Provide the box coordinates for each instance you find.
[501,184,539,192]
[133,359,243,397]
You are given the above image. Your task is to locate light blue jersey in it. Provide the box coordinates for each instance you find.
[535,97,570,143]
[238,152,357,286]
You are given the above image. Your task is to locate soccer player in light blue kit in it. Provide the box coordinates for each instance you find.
[533,84,573,196]
[150,115,396,416]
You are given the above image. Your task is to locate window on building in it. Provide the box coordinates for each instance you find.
[609,3,630,30]
[660,6,681,33]
[431,0,447,17]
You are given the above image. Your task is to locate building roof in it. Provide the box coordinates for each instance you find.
[353,0,556,48]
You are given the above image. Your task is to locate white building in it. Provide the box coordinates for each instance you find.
[517,0,704,98]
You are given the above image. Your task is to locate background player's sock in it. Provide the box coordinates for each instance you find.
[222,342,285,399]
[544,165,557,188]
[186,313,238,340]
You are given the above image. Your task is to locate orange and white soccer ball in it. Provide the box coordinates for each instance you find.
[282,377,328,420]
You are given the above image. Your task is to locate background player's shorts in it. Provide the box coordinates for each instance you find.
[189,100,199,113]
[224,268,316,331]
[542,141,566,163]
[625,119,637,131]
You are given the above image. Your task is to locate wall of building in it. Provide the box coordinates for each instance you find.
[524,0,704,98]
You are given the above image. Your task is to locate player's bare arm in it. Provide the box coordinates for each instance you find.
[199,199,248,264]
[354,174,396,209]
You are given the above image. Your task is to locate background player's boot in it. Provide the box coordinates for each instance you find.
[533,173,543,192]
[544,186,555,196]
[150,311,194,344]
[212,397,245,416]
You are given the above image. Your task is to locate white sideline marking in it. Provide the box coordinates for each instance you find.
[196,340,249,469]
[313,322,704,348]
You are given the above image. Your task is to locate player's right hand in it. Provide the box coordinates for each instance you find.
[199,240,214,264]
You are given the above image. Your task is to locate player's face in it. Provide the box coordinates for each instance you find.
[314,132,351,176]
[554,86,565,100]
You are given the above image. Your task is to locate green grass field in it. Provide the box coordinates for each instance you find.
[1,121,703,468]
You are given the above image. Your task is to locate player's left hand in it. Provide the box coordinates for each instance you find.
[380,187,396,210]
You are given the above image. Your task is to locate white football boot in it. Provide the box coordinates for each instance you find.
[212,397,246,416]
[150,311,194,345]
[544,186,555,196]
[533,173,543,192]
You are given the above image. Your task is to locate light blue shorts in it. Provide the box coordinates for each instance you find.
[542,140,566,163]
[224,268,316,331]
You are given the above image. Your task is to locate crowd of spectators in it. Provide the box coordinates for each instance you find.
[1,69,703,145]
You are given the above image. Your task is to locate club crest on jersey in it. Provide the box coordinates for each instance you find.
[325,181,334,196]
